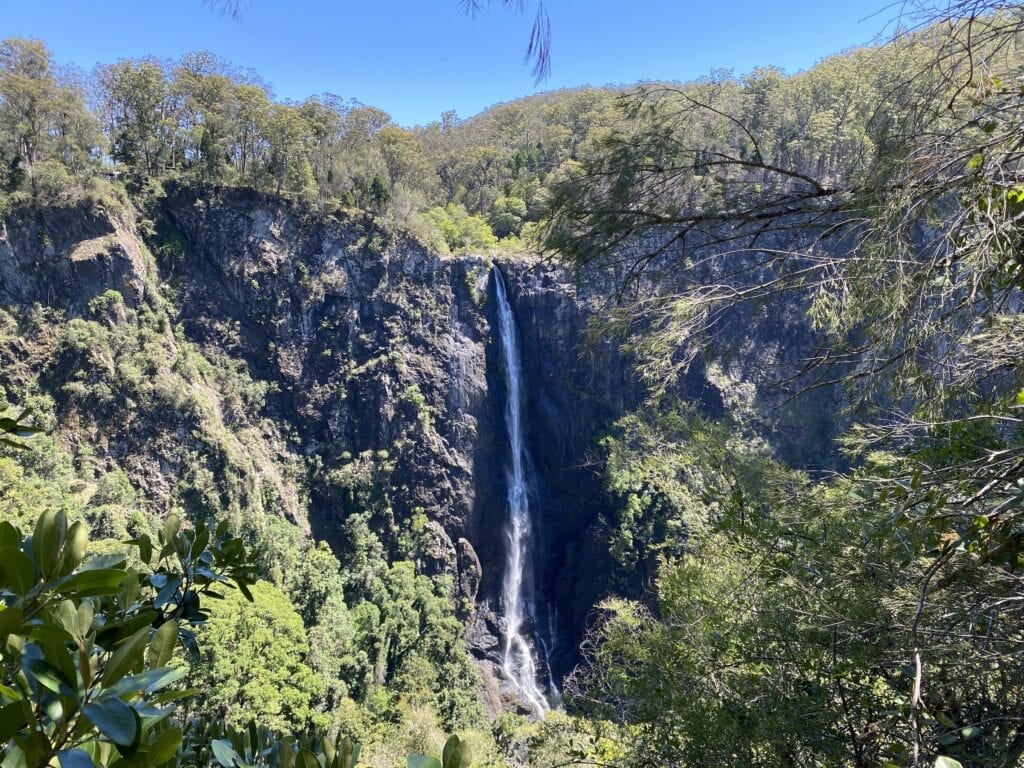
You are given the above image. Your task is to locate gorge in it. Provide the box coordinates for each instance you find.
[1,10,1022,765]
[0,186,841,718]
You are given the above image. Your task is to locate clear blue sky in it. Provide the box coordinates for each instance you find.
[5,0,898,127]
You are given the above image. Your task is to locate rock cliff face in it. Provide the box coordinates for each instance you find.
[0,189,841,711]
[0,202,148,314]
[161,189,499,546]
[156,189,650,687]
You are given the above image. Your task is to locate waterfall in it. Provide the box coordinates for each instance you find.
[493,265,552,719]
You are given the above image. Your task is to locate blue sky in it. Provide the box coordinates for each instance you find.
[5,1,897,126]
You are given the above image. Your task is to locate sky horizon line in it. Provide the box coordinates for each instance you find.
[6,1,893,127]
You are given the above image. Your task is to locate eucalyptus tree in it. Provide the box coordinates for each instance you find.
[0,38,101,194]
[98,60,175,179]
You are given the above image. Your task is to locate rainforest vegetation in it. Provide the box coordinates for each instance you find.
[1,2,1024,768]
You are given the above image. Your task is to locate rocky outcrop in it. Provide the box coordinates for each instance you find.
[159,190,499,573]
[0,197,308,534]
[0,202,150,313]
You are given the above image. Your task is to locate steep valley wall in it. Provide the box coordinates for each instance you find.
[0,188,842,710]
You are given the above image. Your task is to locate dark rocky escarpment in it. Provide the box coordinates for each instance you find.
[156,189,651,694]
[0,190,650,699]
[0,202,147,314]
[0,189,841,713]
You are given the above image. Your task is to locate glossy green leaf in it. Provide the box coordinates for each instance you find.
[130,535,152,565]
[153,576,182,610]
[0,684,20,703]
[61,522,89,575]
[150,687,200,705]
[0,548,37,596]
[22,656,75,697]
[36,633,77,695]
[147,620,178,669]
[79,554,127,572]
[161,516,181,547]
[0,701,27,743]
[0,606,24,637]
[77,602,94,639]
[192,526,210,559]
[103,667,185,700]
[279,740,295,768]
[211,739,239,768]
[95,611,158,649]
[82,698,139,747]
[55,569,127,598]
[0,522,20,550]
[236,580,254,602]
[147,726,182,765]
[57,749,94,768]
[32,510,65,578]
[101,626,149,687]
[442,736,470,768]
[19,730,53,768]
[339,738,359,768]
[296,749,322,768]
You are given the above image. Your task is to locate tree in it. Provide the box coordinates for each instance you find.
[375,125,437,194]
[488,195,526,237]
[99,60,174,178]
[173,51,235,183]
[0,38,100,194]
[0,511,259,767]
[230,83,270,183]
[575,402,1024,768]
[0,505,479,768]
[541,4,1024,395]
[369,173,391,210]
[198,582,326,733]
[264,104,314,197]
[0,39,59,177]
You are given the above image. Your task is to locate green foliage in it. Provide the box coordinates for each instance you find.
[196,582,326,733]
[529,13,1024,767]
[12,12,1024,768]
[0,34,628,252]
[598,404,797,585]
[0,427,78,535]
[407,734,471,768]
[0,510,257,767]
[0,38,102,201]
[487,196,526,238]
[577,403,1024,766]
[0,504,484,768]
[424,205,497,252]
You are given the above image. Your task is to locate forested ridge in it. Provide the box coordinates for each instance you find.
[1,3,1024,768]
[0,27,927,256]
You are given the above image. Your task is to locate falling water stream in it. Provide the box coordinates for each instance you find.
[493,265,552,719]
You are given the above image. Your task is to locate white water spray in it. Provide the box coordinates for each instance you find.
[493,265,551,719]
